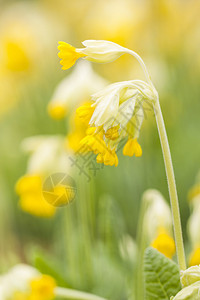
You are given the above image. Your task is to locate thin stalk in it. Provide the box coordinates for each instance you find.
[135,198,149,300]
[126,49,153,86]
[154,97,186,271]
[55,287,107,300]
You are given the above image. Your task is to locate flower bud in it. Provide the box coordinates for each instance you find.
[171,281,200,300]
[181,265,200,287]
[78,40,126,63]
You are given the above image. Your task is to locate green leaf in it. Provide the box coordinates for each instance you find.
[144,247,181,300]
[34,255,71,288]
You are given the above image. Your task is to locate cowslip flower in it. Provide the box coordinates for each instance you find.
[0,2,57,75]
[187,172,200,266]
[142,189,175,259]
[58,39,186,270]
[58,40,126,70]
[48,60,107,119]
[0,264,56,300]
[58,39,157,166]
[187,197,200,266]
[16,135,72,217]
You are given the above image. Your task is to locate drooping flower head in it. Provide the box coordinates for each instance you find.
[58,39,158,166]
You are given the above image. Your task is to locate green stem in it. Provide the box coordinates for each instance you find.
[135,197,149,300]
[55,287,107,300]
[154,97,186,271]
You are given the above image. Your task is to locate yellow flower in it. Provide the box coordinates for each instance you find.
[58,40,125,70]
[48,104,67,120]
[29,275,56,300]
[101,148,118,167]
[58,42,85,70]
[123,138,142,157]
[189,247,200,267]
[142,189,174,256]
[105,125,120,140]
[15,175,41,195]
[16,175,56,218]
[76,102,95,125]
[188,184,200,202]
[151,228,176,259]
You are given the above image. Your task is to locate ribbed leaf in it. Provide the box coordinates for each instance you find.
[144,247,181,300]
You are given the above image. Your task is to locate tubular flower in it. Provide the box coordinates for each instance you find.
[76,80,156,166]
[58,40,126,69]
[142,189,175,258]
[48,61,107,120]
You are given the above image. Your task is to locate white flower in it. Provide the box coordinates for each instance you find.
[142,189,173,241]
[90,80,155,131]
[187,199,200,249]
[48,60,107,119]
[0,264,39,299]
[21,135,70,176]
[77,40,126,63]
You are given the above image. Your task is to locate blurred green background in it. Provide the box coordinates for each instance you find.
[0,0,200,299]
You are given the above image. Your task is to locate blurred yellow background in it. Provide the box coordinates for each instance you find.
[0,0,200,298]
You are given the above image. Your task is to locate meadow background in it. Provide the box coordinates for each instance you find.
[0,0,200,299]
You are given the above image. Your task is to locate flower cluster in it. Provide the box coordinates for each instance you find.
[58,40,158,166]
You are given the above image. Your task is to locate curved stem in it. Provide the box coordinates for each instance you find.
[126,49,153,87]
[55,287,108,300]
[154,97,186,271]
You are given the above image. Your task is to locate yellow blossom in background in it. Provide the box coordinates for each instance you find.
[48,60,107,120]
[0,265,56,300]
[0,2,58,76]
[16,136,72,217]
[0,74,19,117]
[189,247,200,267]
[187,172,200,266]
[29,275,56,300]
[188,184,200,202]
[151,228,176,259]
[142,189,175,258]
[16,175,56,218]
